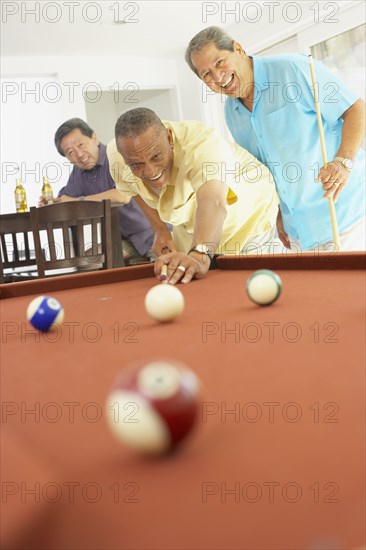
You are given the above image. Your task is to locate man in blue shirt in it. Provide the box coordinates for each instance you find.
[185,27,365,251]
[52,118,155,261]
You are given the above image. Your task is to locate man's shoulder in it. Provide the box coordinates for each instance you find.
[254,53,315,88]
[163,119,220,144]
[106,138,125,165]
[106,138,135,185]
[57,164,80,196]
[256,52,310,73]
[256,52,306,65]
[106,138,118,156]
[97,142,108,165]
[224,97,236,115]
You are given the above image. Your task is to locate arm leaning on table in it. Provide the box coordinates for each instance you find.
[54,188,131,204]
[112,112,278,284]
[38,188,130,206]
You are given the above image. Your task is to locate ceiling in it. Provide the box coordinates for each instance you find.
[1,1,234,58]
[0,0,350,59]
[1,1,363,62]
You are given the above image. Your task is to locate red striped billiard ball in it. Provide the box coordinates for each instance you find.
[106,360,200,455]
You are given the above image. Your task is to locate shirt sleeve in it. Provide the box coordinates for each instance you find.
[292,54,359,126]
[57,171,81,198]
[186,130,242,198]
[187,127,267,209]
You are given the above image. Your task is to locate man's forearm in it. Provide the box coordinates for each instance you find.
[191,196,227,252]
[58,189,130,204]
[338,98,366,159]
[86,188,131,204]
[190,179,228,252]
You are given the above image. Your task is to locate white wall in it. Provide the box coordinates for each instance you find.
[1,75,70,213]
[85,88,182,145]
[1,54,182,213]
[175,57,205,121]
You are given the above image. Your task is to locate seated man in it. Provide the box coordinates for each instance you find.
[108,107,279,284]
[53,118,155,262]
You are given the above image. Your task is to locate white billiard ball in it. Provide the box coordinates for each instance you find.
[145,284,185,322]
[246,269,282,306]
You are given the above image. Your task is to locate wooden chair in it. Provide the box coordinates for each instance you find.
[0,212,38,283]
[30,200,113,278]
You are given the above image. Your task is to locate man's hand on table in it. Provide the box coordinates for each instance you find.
[38,195,74,207]
[154,251,211,285]
[152,232,176,257]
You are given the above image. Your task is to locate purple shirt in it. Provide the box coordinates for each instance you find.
[58,144,154,255]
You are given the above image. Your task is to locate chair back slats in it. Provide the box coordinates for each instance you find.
[45,225,57,261]
[91,218,98,251]
[1,235,9,263]
[103,205,113,270]
[11,235,20,261]
[61,223,72,260]
[0,213,38,282]
[24,232,31,260]
[29,200,113,278]
[31,217,45,278]
[76,220,85,256]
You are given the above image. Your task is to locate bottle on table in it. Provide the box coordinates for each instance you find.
[41,177,54,204]
[14,179,28,212]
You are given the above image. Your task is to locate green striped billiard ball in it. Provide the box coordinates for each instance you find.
[246,270,282,306]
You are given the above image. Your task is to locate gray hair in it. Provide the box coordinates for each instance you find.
[55,118,94,156]
[115,108,165,140]
[185,26,235,76]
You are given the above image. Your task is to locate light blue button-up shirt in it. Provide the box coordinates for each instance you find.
[225,53,365,249]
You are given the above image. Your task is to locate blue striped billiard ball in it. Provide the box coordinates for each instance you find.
[246,270,282,306]
[27,296,64,332]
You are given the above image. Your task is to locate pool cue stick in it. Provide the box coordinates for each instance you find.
[160,264,168,281]
[308,54,341,250]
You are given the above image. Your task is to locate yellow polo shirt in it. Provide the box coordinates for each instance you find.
[107,120,278,254]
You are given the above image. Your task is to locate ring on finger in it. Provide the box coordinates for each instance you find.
[177,265,186,273]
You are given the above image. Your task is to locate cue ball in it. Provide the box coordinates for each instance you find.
[145,284,185,322]
[27,295,64,332]
[246,269,282,306]
[106,360,200,455]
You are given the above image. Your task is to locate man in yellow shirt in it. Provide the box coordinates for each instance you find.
[108,107,279,284]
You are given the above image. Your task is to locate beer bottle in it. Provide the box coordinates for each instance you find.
[41,177,54,204]
[14,179,28,212]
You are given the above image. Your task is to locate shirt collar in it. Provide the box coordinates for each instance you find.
[253,56,269,92]
[80,143,106,172]
[97,143,107,167]
[231,56,268,111]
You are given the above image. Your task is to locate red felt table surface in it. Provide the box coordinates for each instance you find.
[1,253,365,550]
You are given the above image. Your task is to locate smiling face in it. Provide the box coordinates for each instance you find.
[190,42,254,102]
[60,128,100,170]
[116,125,174,190]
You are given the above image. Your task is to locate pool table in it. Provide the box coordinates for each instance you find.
[1,252,365,550]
